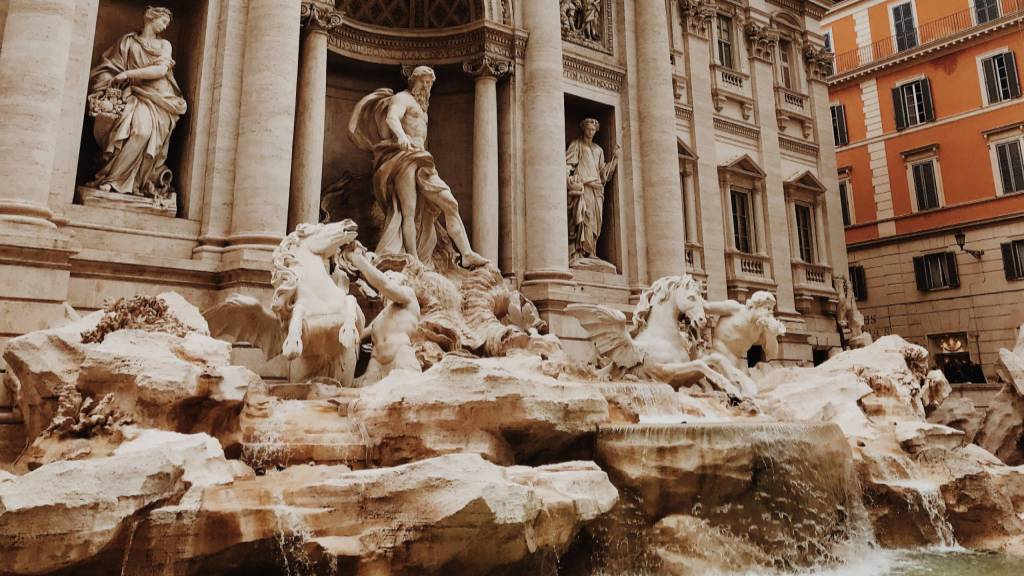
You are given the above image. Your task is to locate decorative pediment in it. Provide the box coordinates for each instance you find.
[677,137,698,161]
[785,170,827,196]
[719,154,767,180]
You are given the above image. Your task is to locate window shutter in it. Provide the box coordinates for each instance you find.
[852,265,868,300]
[1002,242,1018,280]
[983,57,1000,103]
[1007,52,1021,99]
[913,256,927,290]
[893,87,908,130]
[998,143,1014,194]
[946,252,960,288]
[921,79,935,122]
[838,105,849,146]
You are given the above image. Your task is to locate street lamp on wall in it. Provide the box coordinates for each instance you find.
[954,229,984,259]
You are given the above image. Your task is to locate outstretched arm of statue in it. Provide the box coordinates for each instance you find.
[385,96,413,150]
[704,300,744,317]
[283,303,305,360]
[348,247,414,306]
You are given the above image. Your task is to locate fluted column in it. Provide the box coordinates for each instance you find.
[288,1,341,232]
[0,0,76,231]
[464,55,511,264]
[227,0,301,256]
[634,0,686,281]
[521,0,570,281]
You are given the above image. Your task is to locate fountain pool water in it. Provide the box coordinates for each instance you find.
[695,548,1024,576]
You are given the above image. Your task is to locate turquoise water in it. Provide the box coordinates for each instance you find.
[721,549,1024,576]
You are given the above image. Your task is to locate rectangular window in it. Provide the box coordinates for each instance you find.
[794,203,815,262]
[982,52,1021,104]
[913,252,960,291]
[831,104,849,146]
[823,31,833,53]
[893,79,934,129]
[839,180,853,226]
[779,39,794,90]
[1002,239,1024,280]
[731,188,753,253]
[912,160,940,211]
[849,265,867,300]
[996,140,1024,194]
[717,15,734,69]
[892,2,918,52]
[975,0,1000,24]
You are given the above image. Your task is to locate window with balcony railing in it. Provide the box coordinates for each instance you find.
[892,2,918,52]
[717,15,734,69]
[731,188,754,254]
[976,0,1002,23]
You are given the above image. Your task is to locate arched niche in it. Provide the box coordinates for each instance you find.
[75,0,209,218]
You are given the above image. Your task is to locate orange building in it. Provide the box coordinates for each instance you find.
[824,0,1024,400]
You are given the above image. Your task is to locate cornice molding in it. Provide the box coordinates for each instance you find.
[562,54,625,92]
[327,20,526,65]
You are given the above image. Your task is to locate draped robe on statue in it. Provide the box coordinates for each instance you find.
[566,138,616,265]
[88,33,187,197]
[348,88,451,263]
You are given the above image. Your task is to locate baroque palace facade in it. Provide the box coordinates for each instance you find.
[824,0,1024,393]
[0,0,843,404]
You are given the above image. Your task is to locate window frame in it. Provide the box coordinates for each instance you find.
[985,124,1024,196]
[793,202,816,263]
[1002,238,1024,281]
[994,139,1024,195]
[973,0,1001,25]
[831,103,849,146]
[730,187,755,254]
[849,264,867,301]
[910,159,941,212]
[893,77,935,130]
[913,252,960,292]
[978,49,1021,106]
[778,38,795,90]
[838,177,855,226]
[890,1,919,53]
[716,15,735,70]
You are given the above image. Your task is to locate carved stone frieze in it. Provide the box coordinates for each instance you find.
[463,55,513,79]
[779,135,820,158]
[744,21,779,63]
[714,116,760,140]
[327,21,525,66]
[562,54,625,93]
[803,44,834,82]
[678,0,716,39]
[560,0,614,54]
[301,1,344,34]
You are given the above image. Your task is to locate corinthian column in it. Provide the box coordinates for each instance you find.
[463,55,511,264]
[288,1,342,232]
[521,0,571,282]
[634,1,686,281]
[227,0,301,256]
[0,0,76,231]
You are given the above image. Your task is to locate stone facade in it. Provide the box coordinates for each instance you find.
[0,0,844,394]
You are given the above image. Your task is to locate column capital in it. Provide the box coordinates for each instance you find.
[803,44,834,83]
[462,55,513,80]
[678,0,716,39]
[301,1,343,34]
[744,21,779,63]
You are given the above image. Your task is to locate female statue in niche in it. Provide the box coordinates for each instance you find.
[566,117,618,272]
[86,6,186,200]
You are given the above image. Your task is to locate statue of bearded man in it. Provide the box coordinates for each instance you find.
[348,66,488,269]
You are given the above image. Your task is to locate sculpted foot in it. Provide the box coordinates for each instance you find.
[460,250,490,269]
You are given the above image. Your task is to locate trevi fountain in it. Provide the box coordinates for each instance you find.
[1,2,1024,575]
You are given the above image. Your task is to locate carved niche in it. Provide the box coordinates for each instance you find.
[560,0,614,54]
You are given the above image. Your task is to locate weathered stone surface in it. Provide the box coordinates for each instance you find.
[120,454,617,575]
[595,422,866,567]
[975,384,1024,466]
[927,396,983,445]
[997,347,1024,397]
[0,430,233,575]
[938,453,1024,555]
[895,421,965,453]
[651,514,774,576]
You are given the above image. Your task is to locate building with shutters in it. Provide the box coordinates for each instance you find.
[823,0,1024,398]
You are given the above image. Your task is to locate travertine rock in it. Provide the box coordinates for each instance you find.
[122,454,617,575]
[0,430,233,575]
[927,396,982,445]
[595,422,866,567]
[651,514,774,576]
[895,421,965,453]
[975,384,1024,466]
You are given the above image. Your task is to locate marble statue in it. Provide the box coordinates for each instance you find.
[703,291,788,395]
[566,118,619,271]
[349,66,488,269]
[204,221,365,386]
[568,275,745,397]
[834,275,872,349]
[85,6,186,202]
[339,242,422,384]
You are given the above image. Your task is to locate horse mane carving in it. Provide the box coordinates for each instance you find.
[271,223,318,326]
[631,275,702,336]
